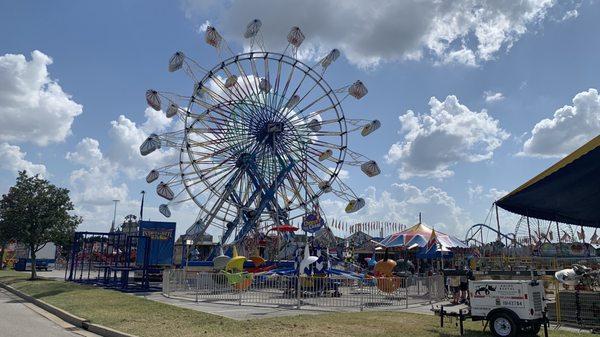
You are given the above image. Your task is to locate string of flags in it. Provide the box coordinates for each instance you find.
[327,219,406,235]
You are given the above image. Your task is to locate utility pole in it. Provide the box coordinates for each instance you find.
[110,199,119,232]
[140,191,146,221]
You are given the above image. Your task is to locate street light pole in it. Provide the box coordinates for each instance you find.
[139,191,146,221]
[110,199,119,232]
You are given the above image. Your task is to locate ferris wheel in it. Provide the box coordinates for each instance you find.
[140,20,382,247]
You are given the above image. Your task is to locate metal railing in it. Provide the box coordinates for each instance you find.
[162,269,445,311]
[544,277,600,330]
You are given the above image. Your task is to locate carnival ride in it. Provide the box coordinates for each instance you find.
[141,19,381,265]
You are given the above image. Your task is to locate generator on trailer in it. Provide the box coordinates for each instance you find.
[436,279,548,337]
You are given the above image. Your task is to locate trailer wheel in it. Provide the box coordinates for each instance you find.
[490,312,518,337]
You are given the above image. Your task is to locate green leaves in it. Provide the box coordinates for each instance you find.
[0,170,82,263]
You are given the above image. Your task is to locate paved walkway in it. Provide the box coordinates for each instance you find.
[0,288,97,337]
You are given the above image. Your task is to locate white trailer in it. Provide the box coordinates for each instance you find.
[437,279,548,337]
[470,280,546,336]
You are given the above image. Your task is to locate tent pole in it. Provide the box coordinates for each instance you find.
[527,216,535,281]
[556,221,562,257]
[495,204,501,241]
[527,216,532,248]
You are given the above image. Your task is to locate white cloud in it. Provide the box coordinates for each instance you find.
[107,108,176,178]
[386,95,509,179]
[486,188,508,201]
[67,138,127,207]
[521,88,600,157]
[0,51,82,146]
[468,184,484,201]
[198,20,211,33]
[0,143,47,177]
[484,91,505,103]
[182,0,560,68]
[66,137,103,166]
[321,183,472,234]
[561,9,578,21]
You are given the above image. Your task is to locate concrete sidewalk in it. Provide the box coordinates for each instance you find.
[0,288,97,337]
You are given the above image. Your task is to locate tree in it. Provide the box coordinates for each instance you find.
[0,171,81,279]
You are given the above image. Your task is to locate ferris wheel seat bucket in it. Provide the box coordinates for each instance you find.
[318,181,332,193]
[146,169,159,183]
[168,52,185,72]
[205,26,223,48]
[348,80,368,99]
[318,149,332,161]
[145,90,161,111]
[224,75,238,88]
[345,198,365,213]
[159,204,171,217]
[140,134,161,156]
[320,49,340,69]
[287,26,305,48]
[166,103,179,118]
[307,119,321,132]
[286,95,300,109]
[361,160,381,177]
[361,120,381,136]
[259,78,271,92]
[157,182,175,200]
[244,19,262,39]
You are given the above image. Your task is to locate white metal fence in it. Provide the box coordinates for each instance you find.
[162,269,445,310]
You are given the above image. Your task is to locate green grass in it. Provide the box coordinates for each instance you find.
[0,270,588,337]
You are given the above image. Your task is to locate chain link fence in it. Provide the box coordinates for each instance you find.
[162,269,445,311]
[544,277,600,330]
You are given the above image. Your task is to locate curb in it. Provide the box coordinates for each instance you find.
[0,281,137,337]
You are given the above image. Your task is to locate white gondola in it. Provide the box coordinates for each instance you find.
[286,95,300,109]
[318,149,332,161]
[205,26,222,48]
[146,169,159,183]
[168,52,185,72]
[157,182,175,200]
[287,27,305,48]
[307,119,321,132]
[146,90,161,111]
[166,103,179,118]
[348,80,368,99]
[259,78,271,92]
[361,119,381,136]
[159,204,171,218]
[244,19,262,39]
[360,160,381,177]
[320,49,340,69]
[318,181,332,193]
[224,75,238,89]
[345,198,365,213]
[140,133,161,156]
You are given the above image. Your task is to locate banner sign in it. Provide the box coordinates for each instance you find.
[302,212,324,233]
[137,221,176,266]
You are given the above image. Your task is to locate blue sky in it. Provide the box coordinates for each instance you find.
[1,0,599,239]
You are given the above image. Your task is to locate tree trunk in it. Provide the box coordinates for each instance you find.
[30,246,37,280]
[0,243,5,269]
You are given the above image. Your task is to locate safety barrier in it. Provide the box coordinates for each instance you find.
[162,269,445,310]
[546,278,600,330]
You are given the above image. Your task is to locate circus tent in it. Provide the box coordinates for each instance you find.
[377,222,467,249]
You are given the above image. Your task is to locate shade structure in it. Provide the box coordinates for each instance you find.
[377,222,467,249]
[417,229,454,259]
[496,135,600,227]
